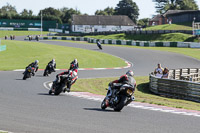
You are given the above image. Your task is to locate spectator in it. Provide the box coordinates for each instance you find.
[154,63,164,78]
[5,36,7,40]
[162,68,169,79]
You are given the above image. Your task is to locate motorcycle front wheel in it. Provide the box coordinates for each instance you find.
[101,98,107,110]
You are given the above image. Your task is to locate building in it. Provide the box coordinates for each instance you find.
[163,10,200,24]
[149,14,166,26]
[71,15,135,33]
[149,10,200,26]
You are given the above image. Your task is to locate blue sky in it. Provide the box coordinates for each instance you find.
[0,0,200,19]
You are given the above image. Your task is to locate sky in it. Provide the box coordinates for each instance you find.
[0,0,200,19]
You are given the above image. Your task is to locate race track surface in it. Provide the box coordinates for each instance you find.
[0,38,200,133]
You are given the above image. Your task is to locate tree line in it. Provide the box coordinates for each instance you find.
[0,0,199,26]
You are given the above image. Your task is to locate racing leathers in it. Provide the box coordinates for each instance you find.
[106,74,136,100]
[26,62,39,76]
[53,69,78,92]
[70,60,79,70]
[47,60,56,72]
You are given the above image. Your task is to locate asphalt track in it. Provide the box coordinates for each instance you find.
[0,38,200,133]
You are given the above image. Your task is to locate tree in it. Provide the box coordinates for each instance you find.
[60,7,81,23]
[154,0,199,14]
[179,0,199,10]
[0,3,18,18]
[114,0,139,23]
[95,7,115,15]
[137,18,150,27]
[39,7,62,17]
[20,9,29,16]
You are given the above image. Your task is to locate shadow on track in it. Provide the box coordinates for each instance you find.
[83,108,116,112]
[15,78,23,80]
[92,49,102,51]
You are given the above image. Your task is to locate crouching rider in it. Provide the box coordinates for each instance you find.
[51,69,78,93]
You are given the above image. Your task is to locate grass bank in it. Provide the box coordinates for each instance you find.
[85,33,197,42]
[53,40,200,61]
[145,23,192,31]
[73,76,200,111]
[0,31,50,38]
[0,40,126,70]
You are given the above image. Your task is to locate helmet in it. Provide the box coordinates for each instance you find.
[126,70,134,77]
[52,59,55,62]
[74,59,77,64]
[35,60,39,64]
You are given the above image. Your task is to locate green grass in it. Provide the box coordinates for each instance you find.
[85,33,198,42]
[0,40,126,70]
[0,31,50,38]
[50,39,200,61]
[73,76,200,111]
[145,23,192,30]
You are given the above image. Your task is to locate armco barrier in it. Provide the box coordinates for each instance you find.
[149,68,200,102]
[38,36,200,48]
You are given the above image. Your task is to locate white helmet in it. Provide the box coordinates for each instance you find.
[35,60,39,64]
[74,59,77,64]
[52,59,55,62]
[126,70,134,76]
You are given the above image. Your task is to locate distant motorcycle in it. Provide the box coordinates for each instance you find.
[97,41,102,50]
[35,35,39,41]
[43,64,55,76]
[101,83,135,111]
[23,66,34,80]
[49,75,72,95]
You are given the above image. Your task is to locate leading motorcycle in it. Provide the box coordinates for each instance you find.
[101,83,135,111]
[97,41,102,50]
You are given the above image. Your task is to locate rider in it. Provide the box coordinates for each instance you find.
[70,59,79,70]
[105,70,136,106]
[26,60,39,76]
[47,59,56,72]
[51,68,78,93]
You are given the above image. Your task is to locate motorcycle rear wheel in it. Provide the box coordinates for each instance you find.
[113,96,127,112]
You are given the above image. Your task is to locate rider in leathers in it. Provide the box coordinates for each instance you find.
[26,60,39,76]
[105,70,136,106]
[51,60,78,93]
[70,59,79,70]
[47,59,56,72]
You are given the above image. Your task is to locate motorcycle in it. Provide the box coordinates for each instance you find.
[49,75,71,95]
[23,66,34,80]
[35,36,39,41]
[43,64,55,76]
[97,41,102,50]
[101,83,135,111]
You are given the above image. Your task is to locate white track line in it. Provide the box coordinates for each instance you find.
[43,81,200,118]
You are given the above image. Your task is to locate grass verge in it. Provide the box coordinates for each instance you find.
[0,40,126,70]
[50,40,200,61]
[73,76,200,111]
[0,31,50,38]
[145,23,192,30]
[85,33,198,42]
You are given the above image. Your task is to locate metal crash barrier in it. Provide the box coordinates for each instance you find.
[149,68,200,102]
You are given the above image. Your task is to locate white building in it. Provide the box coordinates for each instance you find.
[71,15,135,33]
